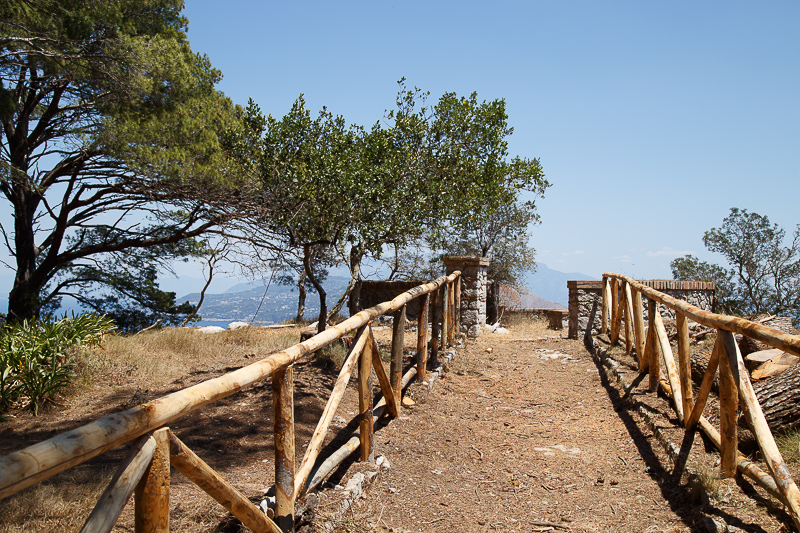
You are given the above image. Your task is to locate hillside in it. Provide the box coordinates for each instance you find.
[523,263,596,307]
[177,276,351,324]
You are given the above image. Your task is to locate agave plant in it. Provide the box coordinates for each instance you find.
[0,314,115,414]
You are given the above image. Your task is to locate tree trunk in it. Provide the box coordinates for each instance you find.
[180,260,215,327]
[296,269,307,323]
[327,247,362,322]
[303,245,327,335]
[486,280,499,325]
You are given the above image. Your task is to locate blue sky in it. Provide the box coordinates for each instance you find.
[178,0,799,285]
[1,1,798,303]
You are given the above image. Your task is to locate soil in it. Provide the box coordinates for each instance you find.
[0,322,795,532]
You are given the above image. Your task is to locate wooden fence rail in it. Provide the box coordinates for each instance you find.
[601,272,800,530]
[0,271,461,532]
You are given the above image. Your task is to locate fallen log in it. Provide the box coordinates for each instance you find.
[752,363,800,432]
[690,336,800,432]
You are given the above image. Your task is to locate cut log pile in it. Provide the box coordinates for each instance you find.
[665,314,800,432]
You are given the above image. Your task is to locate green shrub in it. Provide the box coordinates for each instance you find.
[0,314,115,414]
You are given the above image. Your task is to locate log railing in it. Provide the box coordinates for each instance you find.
[0,272,461,532]
[601,272,800,530]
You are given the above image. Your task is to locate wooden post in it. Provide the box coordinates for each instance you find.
[718,334,738,478]
[416,293,430,383]
[623,282,634,355]
[369,330,399,418]
[610,278,621,344]
[81,435,157,533]
[441,282,450,349]
[294,327,370,496]
[676,312,694,424]
[134,427,170,533]
[272,366,294,532]
[358,335,374,462]
[453,275,461,339]
[720,330,800,527]
[168,431,281,533]
[631,288,646,369]
[430,288,441,368]
[685,335,722,431]
[447,280,456,345]
[647,299,660,390]
[653,307,684,423]
[391,305,406,406]
[601,276,610,336]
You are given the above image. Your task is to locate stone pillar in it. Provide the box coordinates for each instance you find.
[443,256,490,338]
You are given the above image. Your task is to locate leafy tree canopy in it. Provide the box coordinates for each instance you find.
[252,81,548,330]
[1,0,255,324]
[671,208,800,323]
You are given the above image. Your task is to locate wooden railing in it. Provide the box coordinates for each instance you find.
[0,272,461,532]
[601,272,800,530]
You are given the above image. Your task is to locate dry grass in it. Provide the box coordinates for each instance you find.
[499,313,554,339]
[76,326,301,389]
[0,325,304,533]
[0,466,113,532]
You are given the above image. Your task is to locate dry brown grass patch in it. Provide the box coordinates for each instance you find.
[79,326,301,389]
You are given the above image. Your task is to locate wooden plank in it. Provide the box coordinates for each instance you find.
[369,329,399,418]
[294,327,367,496]
[0,272,461,501]
[623,281,634,355]
[676,313,694,422]
[416,293,430,383]
[81,435,156,533]
[685,335,722,431]
[631,288,646,369]
[718,334,738,478]
[601,276,610,336]
[610,278,621,344]
[647,299,660,390]
[391,305,406,405]
[168,431,280,533]
[134,427,170,533]
[654,306,684,423]
[358,335,374,462]
[272,366,294,532]
[720,330,800,529]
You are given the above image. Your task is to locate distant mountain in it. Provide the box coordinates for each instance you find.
[523,263,597,308]
[178,276,351,324]
[514,288,565,310]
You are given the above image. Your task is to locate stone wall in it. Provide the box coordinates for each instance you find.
[567,279,717,339]
[444,256,490,338]
[348,256,491,338]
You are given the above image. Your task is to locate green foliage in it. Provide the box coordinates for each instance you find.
[254,80,548,328]
[1,0,253,322]
[437,198,539,288]
[671,208,800,324]
[0,314,115,414]
[670,254,737,314]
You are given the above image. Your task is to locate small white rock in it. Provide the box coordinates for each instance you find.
[228,321,249,330]
[376,455,391,470]
[197,326,225,334]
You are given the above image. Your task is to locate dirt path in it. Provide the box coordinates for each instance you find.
[312,329,790,533]
[0,323,792,532]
